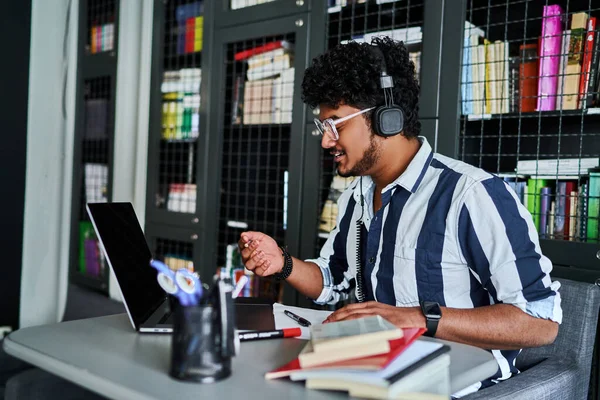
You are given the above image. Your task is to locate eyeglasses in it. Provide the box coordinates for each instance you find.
[313,107,375,141]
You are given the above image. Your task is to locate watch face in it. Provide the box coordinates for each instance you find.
[423,301,442,319]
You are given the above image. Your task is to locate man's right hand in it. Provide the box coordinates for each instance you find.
[238,232,284,277]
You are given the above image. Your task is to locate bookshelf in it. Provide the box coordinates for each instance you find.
[455,0,600,283]
[69,0,119,294]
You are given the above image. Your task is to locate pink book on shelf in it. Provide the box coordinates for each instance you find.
[537,4,563,111]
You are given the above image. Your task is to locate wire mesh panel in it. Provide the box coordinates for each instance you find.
[154,0,205,214]
[76,77,113,285]
[154,238,195,272]
[216,33,296,302]
[460,0,600,244]
[314,0,424,256]
[86,0,116,55]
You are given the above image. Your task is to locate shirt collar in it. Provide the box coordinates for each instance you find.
[352,136,434,201]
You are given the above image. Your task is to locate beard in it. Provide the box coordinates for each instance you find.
[338,134,382,178]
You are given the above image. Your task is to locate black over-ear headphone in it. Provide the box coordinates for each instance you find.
[369,44,405,137]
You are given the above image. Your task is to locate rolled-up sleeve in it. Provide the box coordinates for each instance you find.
[305,187,358,305]
[457,177,562,324]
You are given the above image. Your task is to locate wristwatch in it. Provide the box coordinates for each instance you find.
[420,301,442,337]
[274,246,293,281]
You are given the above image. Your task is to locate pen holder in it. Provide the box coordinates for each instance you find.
[170,304,232,383]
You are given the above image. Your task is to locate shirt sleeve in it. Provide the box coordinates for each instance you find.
[457,177,562,324]
[304,186,358,305]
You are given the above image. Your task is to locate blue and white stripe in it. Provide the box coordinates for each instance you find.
[306,136,562,390]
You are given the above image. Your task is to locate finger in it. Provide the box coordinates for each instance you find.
[335,312,376,322]
[326,307,377,322]
[244,259,258,271]
[240,231,264,247]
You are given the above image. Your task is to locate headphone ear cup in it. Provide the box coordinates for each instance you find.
[373,105,404,137]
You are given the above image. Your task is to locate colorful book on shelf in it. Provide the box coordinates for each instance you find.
[265,327,426,380]
[562,12,588,110]
[536,4,563,111]
[586,25,600,108]
[587,168,600,241]
[578,17,596,108]
[175,2,203,55]
[234,40,294,61]
[520,43,538,112]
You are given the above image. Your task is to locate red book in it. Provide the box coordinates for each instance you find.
[233,40,292,61]
[185,17,195,54]
[579,17,596,105]
[265,327,426,380]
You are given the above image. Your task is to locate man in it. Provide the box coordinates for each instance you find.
[238,36,561,393]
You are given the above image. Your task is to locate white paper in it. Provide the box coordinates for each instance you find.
[272,303,332,340]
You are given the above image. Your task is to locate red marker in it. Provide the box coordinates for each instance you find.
[238,328,302,342]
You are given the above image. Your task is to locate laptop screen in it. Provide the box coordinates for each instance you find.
[86,202,166,329]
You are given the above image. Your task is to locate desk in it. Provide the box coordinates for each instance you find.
[4,314,497,400]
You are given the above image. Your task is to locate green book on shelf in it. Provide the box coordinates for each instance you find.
[526,178,548,232]
[587,168,600,241]
[78,221,95,274]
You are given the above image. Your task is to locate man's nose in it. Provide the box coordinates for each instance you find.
[321,133,336,149]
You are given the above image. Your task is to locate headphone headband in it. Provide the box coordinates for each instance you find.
[368,42,405,137]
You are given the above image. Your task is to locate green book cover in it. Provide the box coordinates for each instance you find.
[78,221,94,273]
[587,169,600,241]
[527,179,548,232]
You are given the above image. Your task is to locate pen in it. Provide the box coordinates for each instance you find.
[284,310,311,327]
[238,328,302,342]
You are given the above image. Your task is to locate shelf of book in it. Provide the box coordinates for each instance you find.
[70,0,118,298]
[455,0,600,285]
[146,0,206,225]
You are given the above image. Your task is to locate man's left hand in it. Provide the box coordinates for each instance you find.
[324,301,426,329]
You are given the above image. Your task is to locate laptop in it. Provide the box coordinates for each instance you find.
[86,202,275,333]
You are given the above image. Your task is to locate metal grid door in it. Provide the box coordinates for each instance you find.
[214,32,297,301]
[313,0,424,257]
[459,0,600,256]
[71,0,119,293]
[76,77,113,286]
[151,0,205,216]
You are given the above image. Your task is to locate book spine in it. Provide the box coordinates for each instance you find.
[519,44,538,112]
[579,17,596,108]
[537,5,563,111]
[587,171,600,241]
[586,28,600,107]
[540,187,552,238]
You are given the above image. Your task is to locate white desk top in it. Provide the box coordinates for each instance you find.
[4,314,497,400]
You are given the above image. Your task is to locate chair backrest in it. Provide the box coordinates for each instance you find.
[516,278,600,382]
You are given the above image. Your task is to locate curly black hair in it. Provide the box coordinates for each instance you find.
[301,36,421,138]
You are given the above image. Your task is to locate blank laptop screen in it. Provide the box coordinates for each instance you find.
[86,202,165,328]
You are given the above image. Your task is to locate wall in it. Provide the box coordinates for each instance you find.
[20,0,78,328]
[0,1,32,330]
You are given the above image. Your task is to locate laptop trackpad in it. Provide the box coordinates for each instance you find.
[234,299,275,331]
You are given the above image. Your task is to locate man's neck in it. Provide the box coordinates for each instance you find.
[370,136,421,191]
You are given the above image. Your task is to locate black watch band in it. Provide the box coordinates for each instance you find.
[420,301,442,338]
[274,246,293,281]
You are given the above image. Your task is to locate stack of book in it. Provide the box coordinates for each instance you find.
[266,316,450,399]
[232,40,295,125]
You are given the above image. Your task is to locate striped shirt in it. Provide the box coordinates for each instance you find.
[306,136,562,392]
